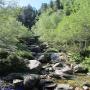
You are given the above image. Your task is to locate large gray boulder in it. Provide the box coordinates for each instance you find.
[27,60,41,70]
[51,52,68,63]
[24,74,40,90]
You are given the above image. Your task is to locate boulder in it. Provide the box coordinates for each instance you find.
[51,52,68,63]
[53,63,73,74]
[37,55,46,63]
[13,79,24,90]
[55,84,73,90]
[40,42,49,51]
[52,63,64,70]
[39,79,56,90]
[74,64,88,73]
[53,70,73,79]
[3,73,23,82]
[24,74,40,90]
[41,64,54,75]
[13,79,23,86]
[30,45,41,53]
[83,86,89,90]
[83,83,90,90]
[27,60,41,73]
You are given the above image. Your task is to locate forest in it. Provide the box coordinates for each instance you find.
[0,0,90,90]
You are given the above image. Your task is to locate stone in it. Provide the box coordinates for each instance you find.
[74,64,88,73]
[30,45,41,53]
[24,74,40,90]
[55,84,73,90]
[27,60,41,71]
[39,79,56,90]
[53,63,73,74]
[83,83,90,90]
[3,73,23,82]
[53,70,73,79]
[51,52,68,63]
[75,87,83,90]
[53,63,64,70]
[83,86,89,90]
[13,79,24,90]
[37,55,46,63]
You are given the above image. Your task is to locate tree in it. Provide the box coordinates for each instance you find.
[18,5,37,29]
[50,0,54,9]
[53,0,61,10]
[40,3,48,12]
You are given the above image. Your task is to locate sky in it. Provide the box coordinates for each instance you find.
[5,0,51,9]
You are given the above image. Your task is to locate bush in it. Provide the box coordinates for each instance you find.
[68,52,83,64]
[45,48,58,53]
[7,53,28,72]
[0,49,10,59]
[15,50,34,60]
[82,57,90,71]
[0,53,29,76]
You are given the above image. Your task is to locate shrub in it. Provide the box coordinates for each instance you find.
[45,48,58,53]
[7,53,28,72]
[68,52,83,64]
[82,57,90,71]
[15,50,34,60]
[0,49,10,59]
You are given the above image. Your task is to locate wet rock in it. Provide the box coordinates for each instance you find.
[24,74,40,90]
[3,73,23,82]
[13,79,23,85]
[44,83,57,90]
[30,45,41,53]
[55,84,73,90]
[39,79,56,90]
[27,60,41,73]
[13,79,24,90]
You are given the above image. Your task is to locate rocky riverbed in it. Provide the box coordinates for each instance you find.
[0,36,90,90]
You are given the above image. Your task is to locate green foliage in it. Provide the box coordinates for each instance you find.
[0,8,32,51]
[33,9,64,47]
[0,49,9,59]
[34,0,90,51]
[15,50,34,60]
[82,57,90,71]
[0,2,33,75]
[18,5,37,29]
[45,48,58,53]
[69,52,83,64]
